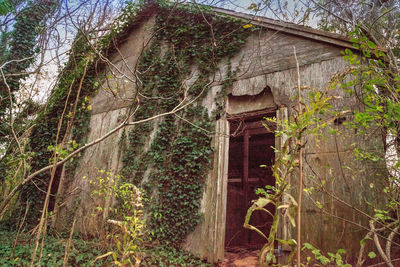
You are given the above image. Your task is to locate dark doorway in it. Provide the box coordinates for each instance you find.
[225,112,275,249]
[48,165,63,212]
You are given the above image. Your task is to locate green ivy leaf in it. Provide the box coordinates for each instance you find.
[337,248,346,254]
[367,41,376,49]
[0,0,13,15]
[303,243,314,250]
[368,251,376,259]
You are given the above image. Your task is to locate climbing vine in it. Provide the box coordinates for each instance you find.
[17,1,149,224]
[11,1,252,248]
[120,4,252,245]
[0,0,58,216]
[0,0,57,116]
[20,36,101,223]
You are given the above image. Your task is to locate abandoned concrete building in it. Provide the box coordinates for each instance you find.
[49,3,385,264]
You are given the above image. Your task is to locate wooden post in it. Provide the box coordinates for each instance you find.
[243,130,249,244]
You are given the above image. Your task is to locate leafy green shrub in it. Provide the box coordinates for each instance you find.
[141,246,213,267]
[90,170,146,266]
[303,243,351,267]
[0,230,109,266]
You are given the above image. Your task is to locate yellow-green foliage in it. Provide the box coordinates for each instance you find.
[89,169,145,266]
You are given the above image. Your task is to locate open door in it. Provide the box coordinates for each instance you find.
[225,111,276,249]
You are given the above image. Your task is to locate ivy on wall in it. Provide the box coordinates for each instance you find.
[15,1,252,247]
[20,36,101,223]
[17,2,152,224]
[121,4,252,246]
[0,0,58,206]
[0,0,58,117]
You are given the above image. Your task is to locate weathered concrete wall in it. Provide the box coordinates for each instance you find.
[53,11,385,264]
[300,106,385,263]
[226,88,276,115]
[218,29,385,263]
[214,27,344,83]
[192,26,385,261]
[184,119,229,262]
[53,17,155,234]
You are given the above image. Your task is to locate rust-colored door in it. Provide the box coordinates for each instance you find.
[225,115,275,249]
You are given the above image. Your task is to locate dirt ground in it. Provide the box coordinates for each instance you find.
[218,247,260,267]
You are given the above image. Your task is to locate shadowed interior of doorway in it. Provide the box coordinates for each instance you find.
[225,112,276,254]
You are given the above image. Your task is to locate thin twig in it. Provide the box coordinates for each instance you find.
[62,215,77,267]
[11,201,30,258]
[0,87,205,218]
[29,57,86,267]
[293,45,303,265]
[370,220,394,267]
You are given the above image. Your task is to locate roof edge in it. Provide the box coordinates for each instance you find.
[209,6,355,50]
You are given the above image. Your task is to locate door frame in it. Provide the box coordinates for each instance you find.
[224,109,276,248]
